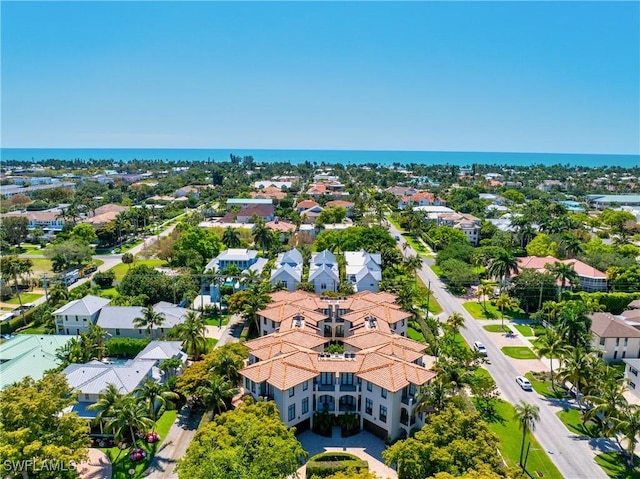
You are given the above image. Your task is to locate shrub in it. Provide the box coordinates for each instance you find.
[562,291,640,315]
[93,270,116,288]
[306,452,368,478]
[106,337,150,357]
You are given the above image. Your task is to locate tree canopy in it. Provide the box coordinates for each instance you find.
[177,400,306,479]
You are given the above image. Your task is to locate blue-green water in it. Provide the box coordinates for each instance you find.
[1,148,638,168]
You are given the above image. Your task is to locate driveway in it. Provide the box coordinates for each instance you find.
[294,428,397,479]
[77,448,112,479]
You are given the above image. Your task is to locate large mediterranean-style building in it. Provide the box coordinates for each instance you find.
[239,290,437,440]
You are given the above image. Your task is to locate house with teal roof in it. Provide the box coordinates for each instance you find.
[0,334,76,389]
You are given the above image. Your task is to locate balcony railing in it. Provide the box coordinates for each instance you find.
[339,384,357,392]
[317,383,335,392]
[339,403,357,412]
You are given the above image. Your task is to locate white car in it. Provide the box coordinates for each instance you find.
[516,376,532,391]
[473,341,487,356]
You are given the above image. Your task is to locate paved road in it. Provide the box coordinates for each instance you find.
[386,220,608,479]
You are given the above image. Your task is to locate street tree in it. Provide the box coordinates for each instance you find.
[513,401,540,469]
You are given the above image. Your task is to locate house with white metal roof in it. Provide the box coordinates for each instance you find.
[345,250,382,293]
[309,250,339,294]
[53,295,111,335]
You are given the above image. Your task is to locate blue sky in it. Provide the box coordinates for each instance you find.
[1,1,639,154]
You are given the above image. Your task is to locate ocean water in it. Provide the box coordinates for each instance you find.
[1,148,638,168]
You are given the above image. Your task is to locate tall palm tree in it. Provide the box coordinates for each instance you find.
[241,268,261,287]
[533,329,567,391]
[175,311,207,360]
[86,323,110,361]
[414,377,448,413]
[159,357,183,379]
[559,233,583,259]
[134,377,179,425]
[611,404,640,468]
[105,395,154,447]
[242,286,270,333]
[196,376,237,414]
[222,226,242,248]
[557,346,590,411]
[547,261,579,294]
[488,251,519,291]
[475,283,494,313]
[556,301,591,349]
[252,219,273,253]
[514,401,540,468]
[494,293,518,331]
[133,307,166,338]
[88,383,124,431]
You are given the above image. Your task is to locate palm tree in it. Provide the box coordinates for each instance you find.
[403,255,423,280]
[547,261,579,294]
[159,357,183,379]
[494,293,518,331]
[222,226,242,248]
[611,404,640,468]
[557,346,590,411]
[134,377,179,425]
[514,401,540,468]
[105,395,154,447]
[445,312,465,334]
[559,233,583,259]
[242,286,270,333]
[88,383,124,432]
[133,307,166,338]
[414,377,448,413]
[196,376,237,414]
[241,268,261,287]
[175,311,207,360]
[86,323,110,361]
[488,251,519,291]
[212,350,244,385]
[585,379,628,435]
[556,301,591,349]
[532,329,567,391]
[475,283,494,312]
[252,219,273,253]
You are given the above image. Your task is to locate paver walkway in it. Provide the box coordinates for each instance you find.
[294,428,397,479]
[77,448,112,479]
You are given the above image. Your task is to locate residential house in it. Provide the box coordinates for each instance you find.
[536,180,564,192]
[226,198,273,210]
[398,192,446,210]
[587,194,640,210]
[96,302,189,339]
[0,182,75,198]
[265,218,297,238]
[251,187,287,201]
[235,204,275,224]
[53,295,112,335]
[254,180,293,190]
[173,185,200,199]
[3,209,65,233]
[296,200,320,213]
[0,335,77,389]
[622,359,640,397]
[437,213,482,246]
[515,256,607,292]
[300,205,324,225]
[386,186,418,198]
[240,290,435,439]
[590,312,640,362]
[326,200,355,216]
[344,250,382,293]
[309,250,339,294]
[207,249,267,300]
[270,249,304,292]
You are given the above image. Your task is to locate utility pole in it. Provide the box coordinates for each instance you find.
[538,280,544,311]
[41,274,49,302]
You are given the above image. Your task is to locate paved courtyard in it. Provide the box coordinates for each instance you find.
[294,427,397,479]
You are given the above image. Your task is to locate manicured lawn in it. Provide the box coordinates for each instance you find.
[108,259,167,281]
[556,408,601,438]
[454,333,470,350]
[206,338,219,350]
[416,277,443,315]
[462,301,524,321]
[512,324,535,337]
[476,398,563,479]
[101,409,177,479]
[99,287,119,298]
[530,339,543,355]
[501,346,537,360]
[531,323,547,336]
[430,264,444,277]
[6,293,43,304]
[28,258,54,274]
[595,452,640,479]
[407,326,426,343]
[16,324,46,334]
[483,324,512,333]
[113,239,144,254]
[524,372,567,399]
[204,315,230,327]
[473,367,496,386]
[403,234,429,256]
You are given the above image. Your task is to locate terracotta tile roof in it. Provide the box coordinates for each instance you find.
[628,300,640,310]
[326,200,354,208]
[343,330,426,353]
[296,200,320,209]
[265,220,297,232]
[342,305,412,326]
[269,290,314,303]
[590,313,640,338]
[516,256,606,279]
[621,309,640,322]
[257,304,327,325]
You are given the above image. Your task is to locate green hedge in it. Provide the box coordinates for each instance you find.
[306,453,368,478]
[106,337,150,357]
[0,306,41,335]
[562,291,640,315]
